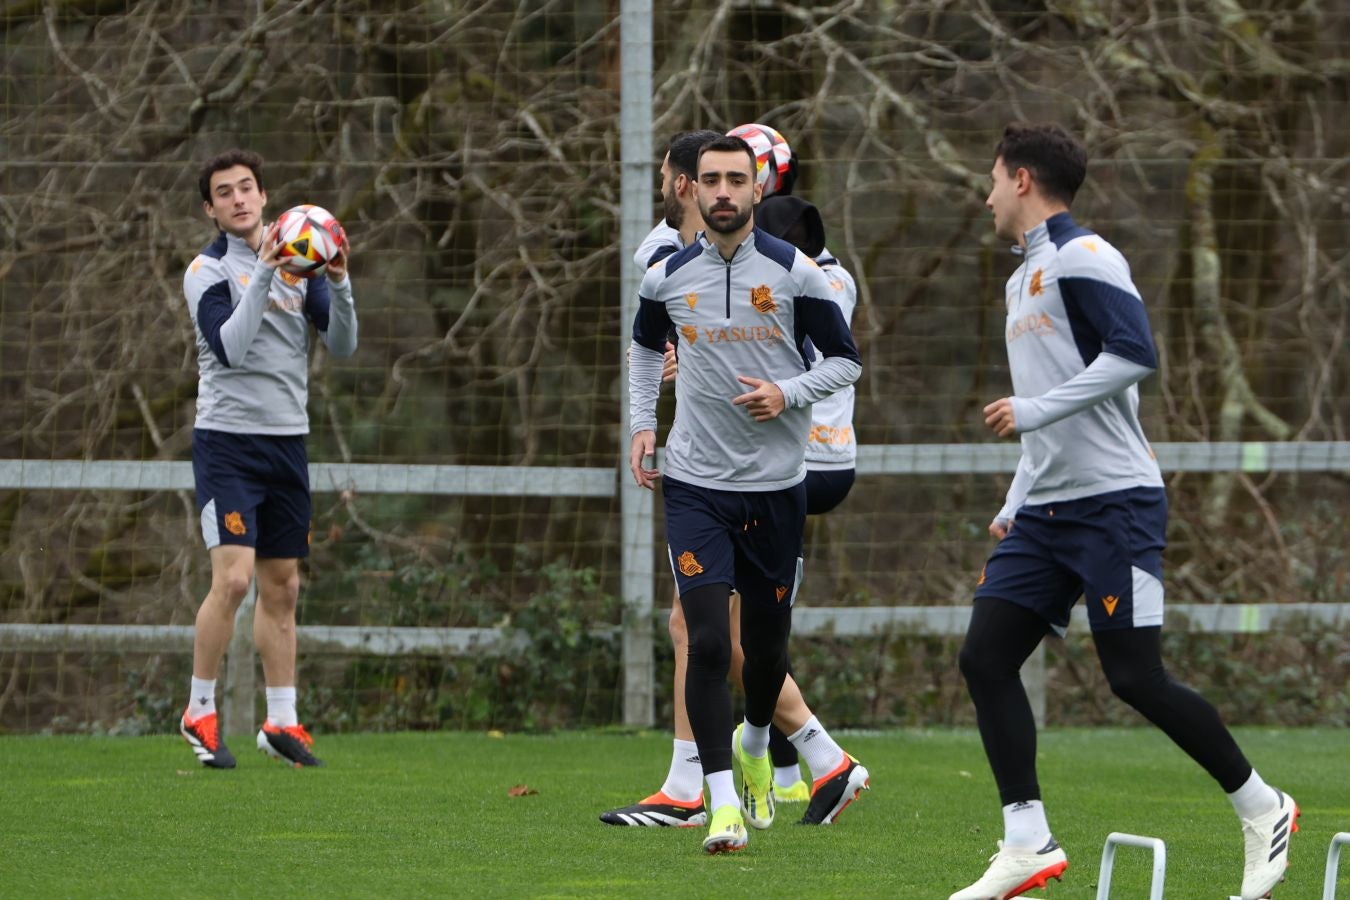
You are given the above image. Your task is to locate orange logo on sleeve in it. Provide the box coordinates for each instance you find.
[1029,269,1044,296]
[750,284,777,313]
[775,585,788,603]
[680,324,698,345]
[685,292,698,309]
[677,551,704,577]
[1083,240,1098,253]
[1101,595,1120,616]
[223,512,246,536]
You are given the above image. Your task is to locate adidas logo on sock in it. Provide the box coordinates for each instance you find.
[802,728,819,742]
[685,755,701,764]
[1012,801,1034,812]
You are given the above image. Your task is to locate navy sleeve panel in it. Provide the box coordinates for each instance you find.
[793,295,860,369]
[633,296,673,353]
[1045,213,1094,249]
[645,243,679,270]
[305,275,332,332]
[662,242,703,278]
[752,228,798,271]
[196,280,236,367]
[1059,276,1158,369]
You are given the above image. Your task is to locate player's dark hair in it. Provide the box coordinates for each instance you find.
[668,129,723,180]
[756,195,825,258]
[697,135,758,179]
[994,123,1087,207]
[198,149,265,203]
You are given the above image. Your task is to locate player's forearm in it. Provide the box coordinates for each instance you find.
[216,260,276,366]
[777,357,861,409]
[1011,353,1153,432]
[996,455,1032,522]
[321,276,358,358]
[628,341,663,434]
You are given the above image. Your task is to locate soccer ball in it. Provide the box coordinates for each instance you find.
[275,204,345,278]
[727,123,792,198]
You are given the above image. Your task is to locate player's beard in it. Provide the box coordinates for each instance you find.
[663,189,684,230]
[699,201,751,235]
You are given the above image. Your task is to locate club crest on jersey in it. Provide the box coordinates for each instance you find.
[677,551,704,577]
[1101,594,1120,616]
[685,292,698,309]
[977,564,987,586]
[279,269,303,286]
[750,284,777,313]
[223,512,246,536]
[1029,268,1045,296]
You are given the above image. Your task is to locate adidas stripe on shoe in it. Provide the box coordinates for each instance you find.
[599,791,707,828]
[948,838,1069,900]
[180,711,235,769]
[799,754,869,825]
[1240,788,1299,900]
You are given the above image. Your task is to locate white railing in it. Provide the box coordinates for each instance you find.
[2,441,1348,733]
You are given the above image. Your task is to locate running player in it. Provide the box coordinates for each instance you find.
[179,149,357,769]
[627,135,862,853]
[950,122,1296,900]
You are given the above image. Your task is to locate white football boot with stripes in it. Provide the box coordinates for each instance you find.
[948,838,1068,900]
[599,791,707,828]
[1239,788,1299,899]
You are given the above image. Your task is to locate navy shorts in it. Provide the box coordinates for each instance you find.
[974,487,1167,633]
[192,428,311,559]
[662,476,806,612]
[804,468,855,516]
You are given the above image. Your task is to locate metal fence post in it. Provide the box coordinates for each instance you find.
[222,580,257,737]
[618,0,655,727]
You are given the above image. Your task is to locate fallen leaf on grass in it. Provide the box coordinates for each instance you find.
[507,784,539,797]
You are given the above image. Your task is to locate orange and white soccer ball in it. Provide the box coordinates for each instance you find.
[727,123,792,198]
[275,204,345,278]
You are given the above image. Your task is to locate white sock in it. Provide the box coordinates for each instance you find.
[1003,799,1052,850]
[1228,769,1278,819]
[787,716,845,782]
[705,769,737,812]
[774,764,802,788]
[187,677,216,719]
[658,739,703,802]
[265,686,298,728]
[739,719,770,758]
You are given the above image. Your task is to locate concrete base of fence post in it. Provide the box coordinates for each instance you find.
[223,581,257,737]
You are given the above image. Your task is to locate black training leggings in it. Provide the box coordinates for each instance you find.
[959,597,1253,804]
[683,581,792,776]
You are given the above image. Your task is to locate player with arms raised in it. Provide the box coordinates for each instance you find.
[950,123,1296,900]
[628,135,862,853]
[179,149,357,769]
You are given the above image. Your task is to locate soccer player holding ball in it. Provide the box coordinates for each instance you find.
[950,123,1296,900]
[179,149,357,769]
[626,136,862,853]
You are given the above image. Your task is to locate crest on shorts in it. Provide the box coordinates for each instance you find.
[676,551,703,577]
[223,512,246,536]
[750,284,776,313]
[685,292,698,309]
[680,324,698,345]
[1101,594,1119,616]
[775,585,788,603]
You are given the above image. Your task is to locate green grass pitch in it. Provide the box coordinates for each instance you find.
[1,728,1346,897]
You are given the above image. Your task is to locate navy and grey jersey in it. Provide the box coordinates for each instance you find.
[629,228,862,491]
[183,231,357,435]
[997,212,1163,519]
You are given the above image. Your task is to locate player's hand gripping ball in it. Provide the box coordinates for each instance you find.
[275,204,345,278]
